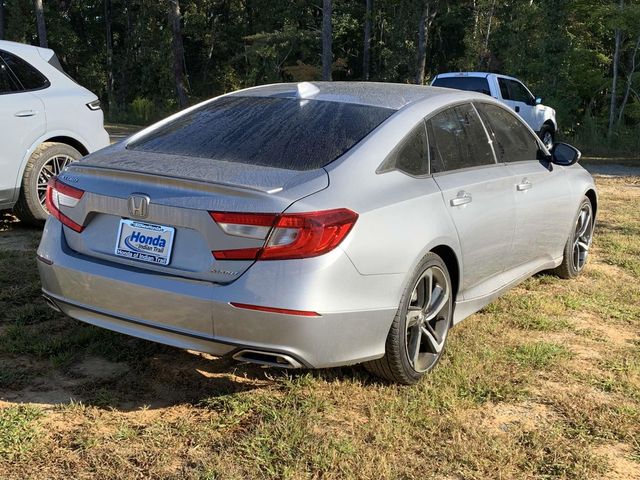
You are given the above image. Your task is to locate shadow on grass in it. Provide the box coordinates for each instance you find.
[0,321,373,412]
[0,233,373,412]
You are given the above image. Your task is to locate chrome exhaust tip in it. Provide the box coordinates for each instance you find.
[42,294,61,312]
[232,349,303,369]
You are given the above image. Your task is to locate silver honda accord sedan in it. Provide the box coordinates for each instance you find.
[37,82,597,384]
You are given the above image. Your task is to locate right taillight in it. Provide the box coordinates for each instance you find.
[210,208,358,261]
[45,177,85,232]
[86,99,102,111]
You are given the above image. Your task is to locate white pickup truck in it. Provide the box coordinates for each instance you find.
[431,72,557,149]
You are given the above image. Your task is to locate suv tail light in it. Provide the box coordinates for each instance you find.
[210,208,358,260]
[45,177,85,232]
[86,99,102,111]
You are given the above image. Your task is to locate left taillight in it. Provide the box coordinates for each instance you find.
[210,208,358,261]
[45,177,85,232]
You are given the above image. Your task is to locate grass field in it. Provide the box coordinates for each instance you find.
[0,173,638,479]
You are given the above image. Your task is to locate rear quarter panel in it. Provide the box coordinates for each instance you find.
[567,164,598,220]
[288,97,466,304]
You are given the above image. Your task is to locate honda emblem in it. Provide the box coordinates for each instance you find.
[127,194,150,218]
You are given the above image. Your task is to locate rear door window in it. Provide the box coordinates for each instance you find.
[378,122,429,176]
[427,103,495,173]
[0,59,21,94]
[432,76,491,96]
[0,50,50,90]
[475,103,540,162]
[128,96,395,171]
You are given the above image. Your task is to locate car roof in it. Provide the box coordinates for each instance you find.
[0,40,54,62]
[229,81,484,111]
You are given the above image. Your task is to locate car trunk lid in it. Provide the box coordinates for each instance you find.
[56,149,328,284]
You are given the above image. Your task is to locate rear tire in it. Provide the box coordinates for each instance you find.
[365,253,453,384]
[554,196,594,279]
[13,142,82,226]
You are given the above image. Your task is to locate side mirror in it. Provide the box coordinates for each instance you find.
[535,97,543,105]
[550,142,581,166]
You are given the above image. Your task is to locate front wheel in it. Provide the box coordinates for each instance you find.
[365,253,453,384]
[540,125,555,150]
[13,142,82,225]
[554,197,594,279]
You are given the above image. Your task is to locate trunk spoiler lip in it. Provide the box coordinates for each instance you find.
[64,163,287,195]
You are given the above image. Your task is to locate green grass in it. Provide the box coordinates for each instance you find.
[0,406,43,462]
[509,341,573,369]
[0,175,638,478]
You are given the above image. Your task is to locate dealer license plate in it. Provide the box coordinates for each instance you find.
[115,219,175,265]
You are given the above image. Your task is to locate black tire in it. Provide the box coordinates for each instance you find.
[540,124,555,150]
[13,142,82,226]
[365,252,453,384]
[554,196,594,279]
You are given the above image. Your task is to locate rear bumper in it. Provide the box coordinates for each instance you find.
[37,218,401,368]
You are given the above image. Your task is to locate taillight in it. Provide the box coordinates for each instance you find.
[45,177,85,232]
[210,208,358,260]
[86,99,102,111]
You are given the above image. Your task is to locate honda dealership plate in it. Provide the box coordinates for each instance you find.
[115,219,175,265]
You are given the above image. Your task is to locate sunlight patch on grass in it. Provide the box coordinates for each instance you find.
[0,406,43,462]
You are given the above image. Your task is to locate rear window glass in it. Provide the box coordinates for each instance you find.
[0,60,21,94]
[378,121,429,176]
[432,76,491,96]
[0,50,50,90]
[128,96,395,171]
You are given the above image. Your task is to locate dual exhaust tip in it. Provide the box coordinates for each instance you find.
[232,349,303,369]
[42,294,302,369]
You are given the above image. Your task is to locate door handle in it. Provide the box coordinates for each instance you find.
[517,179,532,191]
[450,191,472,207]
[15,110,37,117]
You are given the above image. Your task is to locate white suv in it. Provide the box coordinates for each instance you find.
[0,40,109,224]
[431,72,557,148]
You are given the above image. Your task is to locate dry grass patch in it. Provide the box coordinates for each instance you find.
[0,174,639,479]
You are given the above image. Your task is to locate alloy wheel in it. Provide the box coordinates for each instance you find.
[542,131,553,150]
[37,154,74,209]
[572,202,593,272]
[404,266,451,373]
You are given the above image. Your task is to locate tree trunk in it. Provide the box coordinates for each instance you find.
[33,0,48,48]
[617,34,640,125]
[484,1,496,52]
[608,0,624,136]
[169,0,188,109]
[472,0,478,40]
[105,0,115,113]
[362,0,373,81]
[322,0,332,81]
[415,2,436,85]
[0,1,5,41]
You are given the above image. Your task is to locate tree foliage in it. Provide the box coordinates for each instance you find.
[1,0,638,149]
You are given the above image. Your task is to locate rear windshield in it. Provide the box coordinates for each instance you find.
[432,76,491,96]
[127,96,395,171]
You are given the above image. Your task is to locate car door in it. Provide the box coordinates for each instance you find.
[427,103,517,300]
[0,52,46,206]
[497,77,537,130]
[475,102,573,270]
